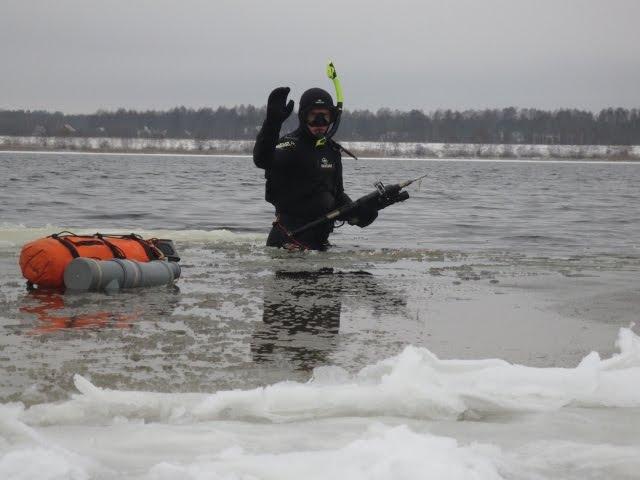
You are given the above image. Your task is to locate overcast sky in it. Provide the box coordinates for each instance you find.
[1,0,639,113]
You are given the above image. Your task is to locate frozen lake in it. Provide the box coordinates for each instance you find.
[1,152,639,479]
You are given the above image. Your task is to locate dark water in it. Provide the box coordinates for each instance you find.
[2,153,640,254]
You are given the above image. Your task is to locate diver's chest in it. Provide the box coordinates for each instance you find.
[306,150,337,174]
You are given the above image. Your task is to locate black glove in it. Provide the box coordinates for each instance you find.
[266,87,294,127]
[347,203,378,228]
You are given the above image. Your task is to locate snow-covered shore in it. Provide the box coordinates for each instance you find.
[1,135,638,160]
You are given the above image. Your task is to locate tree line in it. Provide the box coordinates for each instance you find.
[0,106,638,145]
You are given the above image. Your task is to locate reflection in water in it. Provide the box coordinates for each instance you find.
[19,290,142,333]
[252,268,406,370]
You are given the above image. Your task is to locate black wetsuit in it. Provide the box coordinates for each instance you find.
[253,124,351,250]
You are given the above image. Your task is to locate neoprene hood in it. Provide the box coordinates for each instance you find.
[298,88,336,124]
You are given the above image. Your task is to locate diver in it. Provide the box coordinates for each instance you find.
[253,86,378,250]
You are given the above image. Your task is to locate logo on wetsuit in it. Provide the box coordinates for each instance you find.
[275,140,296,150]
[320,157,333,169]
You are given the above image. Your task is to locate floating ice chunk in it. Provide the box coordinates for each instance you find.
[0,447,89,480]
[17,328,640,428]
[146,424,504,480]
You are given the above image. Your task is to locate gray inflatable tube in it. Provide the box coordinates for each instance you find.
[64,258,181,292]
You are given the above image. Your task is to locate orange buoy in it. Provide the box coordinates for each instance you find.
[19,232,164,289]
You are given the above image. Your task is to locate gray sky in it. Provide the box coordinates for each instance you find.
[1,0,638,113]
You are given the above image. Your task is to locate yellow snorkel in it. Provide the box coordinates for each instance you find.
[315,61,344,147]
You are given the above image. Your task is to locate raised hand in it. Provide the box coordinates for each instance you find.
[266,87,294,126]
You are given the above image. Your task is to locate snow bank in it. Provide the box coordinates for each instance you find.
[1,135,638,160]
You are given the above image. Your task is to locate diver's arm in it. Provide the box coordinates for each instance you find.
[334,155,352,206]
[335,156,378,228]
[253,121,281,169]
[253,87,294,170]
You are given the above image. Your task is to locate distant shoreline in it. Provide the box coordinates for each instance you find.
[1,136,639,161]
[3,150,640,166]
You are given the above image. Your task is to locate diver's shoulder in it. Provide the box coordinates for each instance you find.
[275,130,302,150]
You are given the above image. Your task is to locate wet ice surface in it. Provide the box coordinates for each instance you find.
[1,152,640,479]
[3,238,638,405]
